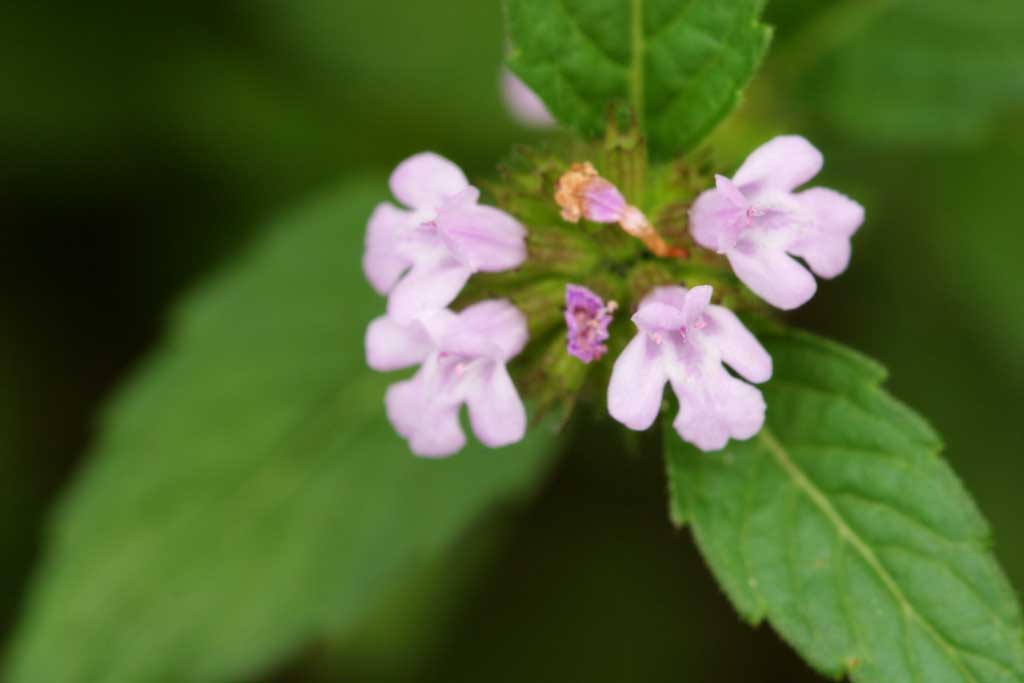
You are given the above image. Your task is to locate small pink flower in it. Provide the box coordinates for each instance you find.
[689,136,865,310]
[365,299,529,457]
[607,285,772,452]
[501,69,555,129]
[565,284,616,363]
[364,153,527,323]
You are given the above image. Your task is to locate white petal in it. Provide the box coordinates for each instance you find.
[733,135,823,195]
[607,333,668,431]
[727,239,817,311]
[670,365,766,452]
[364,315,433,372]
[454,300,529,361]
[389,152,469,211]
[790,187,864,279]
[436,202,527,272]
[632,301,686,335]
[689,188,744,252]
[702,306,772,384]
[363,203,414,294]
[502,69,556,128]
[386,375,466,458]
[386,257,473,324]
[680,285,713,327]
[641,285,690,309]
[466,363,527,448]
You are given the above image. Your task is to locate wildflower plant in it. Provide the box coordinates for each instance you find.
[354,3,1024,681]
[8,2,1023,683]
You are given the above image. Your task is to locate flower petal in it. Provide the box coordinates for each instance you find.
[365,315,433,371]
[386,376,466,458]
[727,238,817,310]
[702,306,772,384]
[363,203,413,294]
[436,202,526,272]
[632,301,686,335]
[453,299,529,361]
[689,187,746,253]
[466,363,527,448]
[789,187,865,279]
[642,285,689,309]
[670,366,766,452]
[680,285,713,327]
[733,135,823,195]
[386,257,473,324]
[715,174,747,207]
[389,152,469,211]
[608,333,668,431]
[501,69,555,128]
[408,408,466,458]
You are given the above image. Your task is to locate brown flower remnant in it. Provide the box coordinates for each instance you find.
[554,162,602,223]
[554,162,686,259]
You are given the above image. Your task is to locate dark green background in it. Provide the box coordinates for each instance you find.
[2,1,1021,680]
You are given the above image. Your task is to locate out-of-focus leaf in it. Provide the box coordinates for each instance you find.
[504,0,771,156]
[788,0,1024,145]
[667,330,1024,683]
[4,179,559,683]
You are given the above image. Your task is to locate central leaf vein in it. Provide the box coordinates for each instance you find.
[630,0,645,122]
[759,429,980,683]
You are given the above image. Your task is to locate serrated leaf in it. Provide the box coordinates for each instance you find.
[4,179,559,683]
[667,330,1024,683]
[505,0,772,156]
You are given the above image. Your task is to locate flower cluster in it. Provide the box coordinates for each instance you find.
[363,153,530,456]
[363,136,863,457]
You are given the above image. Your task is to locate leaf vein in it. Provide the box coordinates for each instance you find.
[830,490,985,550]
[554,0,630,68]
[760,429,983,683]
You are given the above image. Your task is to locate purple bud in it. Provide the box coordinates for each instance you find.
[565,284,616,364]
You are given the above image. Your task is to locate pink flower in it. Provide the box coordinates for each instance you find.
[365,299,529,457]
[364,153,527,323]
[689,136,865,310]
[564,284,616,363]
[607,285,772,452]
[501,69,555,128]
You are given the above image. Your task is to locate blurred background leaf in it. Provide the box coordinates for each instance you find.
[1,0,1022,681]
[4,179,560,683]
[775,0,1024,146]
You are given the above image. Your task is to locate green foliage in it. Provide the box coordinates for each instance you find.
[781,0,1024,145]
[4,180,559,683]
[667,330,1024,683]
[504,0,772,157]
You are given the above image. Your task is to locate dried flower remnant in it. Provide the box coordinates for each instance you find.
[607,285,772,452]
[564,284,617,363]
[554,163,685,258]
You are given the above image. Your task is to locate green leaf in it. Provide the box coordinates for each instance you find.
[4,179,559,683]
[667,330,1024,683]
[504,0,772,156]
[781,0,1024,146]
